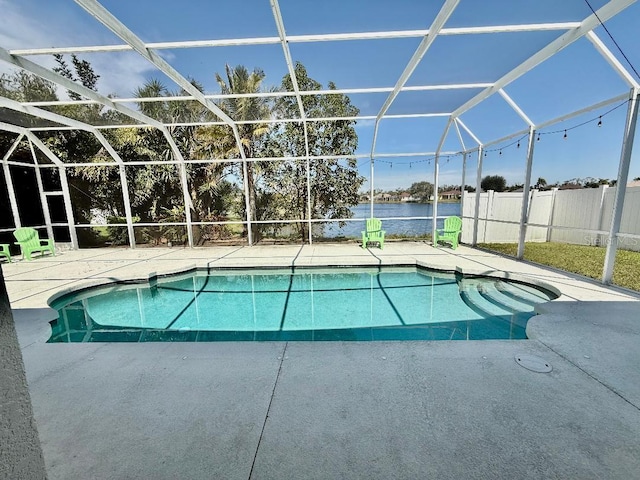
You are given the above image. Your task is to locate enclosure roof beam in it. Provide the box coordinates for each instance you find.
[374,0,460,124]
[436,118,453,155]
[25,112,453,131]
[0,96,126,165]
[471,91,630,150]
[0,46,165,129]
[0,95,96,131]
[451,0,636,119]
[370,0,459,162]
[453,120,466,151]
[9,22,581,56]
[24,83,494,107]
[73,0,251,239]
[534,91,628,130]
[481,128,531,150]
[1,133,24,162]
[0,122,27,136]
[455,118,482,146]
[24,131,64,167]
[498,89,535,126]
[586,31,640,89]
[129,83,491,100]
[73,0,238,131]
[270,0,306,120]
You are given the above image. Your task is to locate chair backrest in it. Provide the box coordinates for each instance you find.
[444,216,462,232]
[13,227,40,247]
[366,218,382,232]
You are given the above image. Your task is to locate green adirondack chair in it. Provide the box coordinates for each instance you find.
[13,227,55,260]
[434,216,462,250]
[0,244,11,262]
[362,218,386,249]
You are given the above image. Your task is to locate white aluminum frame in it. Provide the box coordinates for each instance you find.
[0,0,636,286]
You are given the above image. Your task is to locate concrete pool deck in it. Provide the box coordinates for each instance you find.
[4,242,640,479]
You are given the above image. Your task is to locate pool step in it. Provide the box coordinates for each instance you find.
[459,282,513,318]
[493,280,553,305]
[478,282,536,314]
[458,278,549,329]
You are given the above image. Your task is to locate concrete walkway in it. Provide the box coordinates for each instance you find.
[4,243,640,479]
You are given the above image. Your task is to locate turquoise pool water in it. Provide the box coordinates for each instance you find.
[49,266,555,342]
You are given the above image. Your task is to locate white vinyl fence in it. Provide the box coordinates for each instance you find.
[462,185,640,251]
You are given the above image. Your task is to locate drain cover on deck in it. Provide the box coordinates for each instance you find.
[515,354,552,373]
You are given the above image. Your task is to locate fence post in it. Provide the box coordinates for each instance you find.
[546,187,558,242]
[483,189,495,244]
[595,184,609,246]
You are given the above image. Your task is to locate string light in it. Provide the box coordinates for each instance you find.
[539,100,627,138]
[350,100,626,170]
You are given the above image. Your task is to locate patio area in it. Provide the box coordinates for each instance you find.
[5,242,640,479]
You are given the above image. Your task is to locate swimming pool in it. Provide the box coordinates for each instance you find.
[48,266,556,342]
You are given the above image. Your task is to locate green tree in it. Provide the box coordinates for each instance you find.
[120,78,238,244]
[0,69,58,144]
[46,55,115,245]
[535,177,547,189]
[212,65,271,240]
[481,175,507,192]
[261,62,363,240]
[408,181,434,202]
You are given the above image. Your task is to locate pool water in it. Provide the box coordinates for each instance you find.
[48,266,556,342]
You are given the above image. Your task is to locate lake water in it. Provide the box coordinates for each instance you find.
[321,202,461,238]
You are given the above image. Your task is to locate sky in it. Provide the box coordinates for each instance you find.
[1,0,640,191]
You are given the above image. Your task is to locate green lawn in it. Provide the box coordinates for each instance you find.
[478,242,640,292]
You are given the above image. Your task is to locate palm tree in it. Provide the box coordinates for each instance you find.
[535,177,548,190]
[212,64,271,240]
[132,79,240,244]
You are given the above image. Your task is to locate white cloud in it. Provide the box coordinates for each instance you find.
[355,119,375,128]
[0,0,160,98]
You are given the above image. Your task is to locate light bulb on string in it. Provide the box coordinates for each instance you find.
[409,163,412,169]
[517,141,520,148]
[563,130,567,139]
[537,133,540,142]
[499,149,502,156]
[598,116,602,127]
